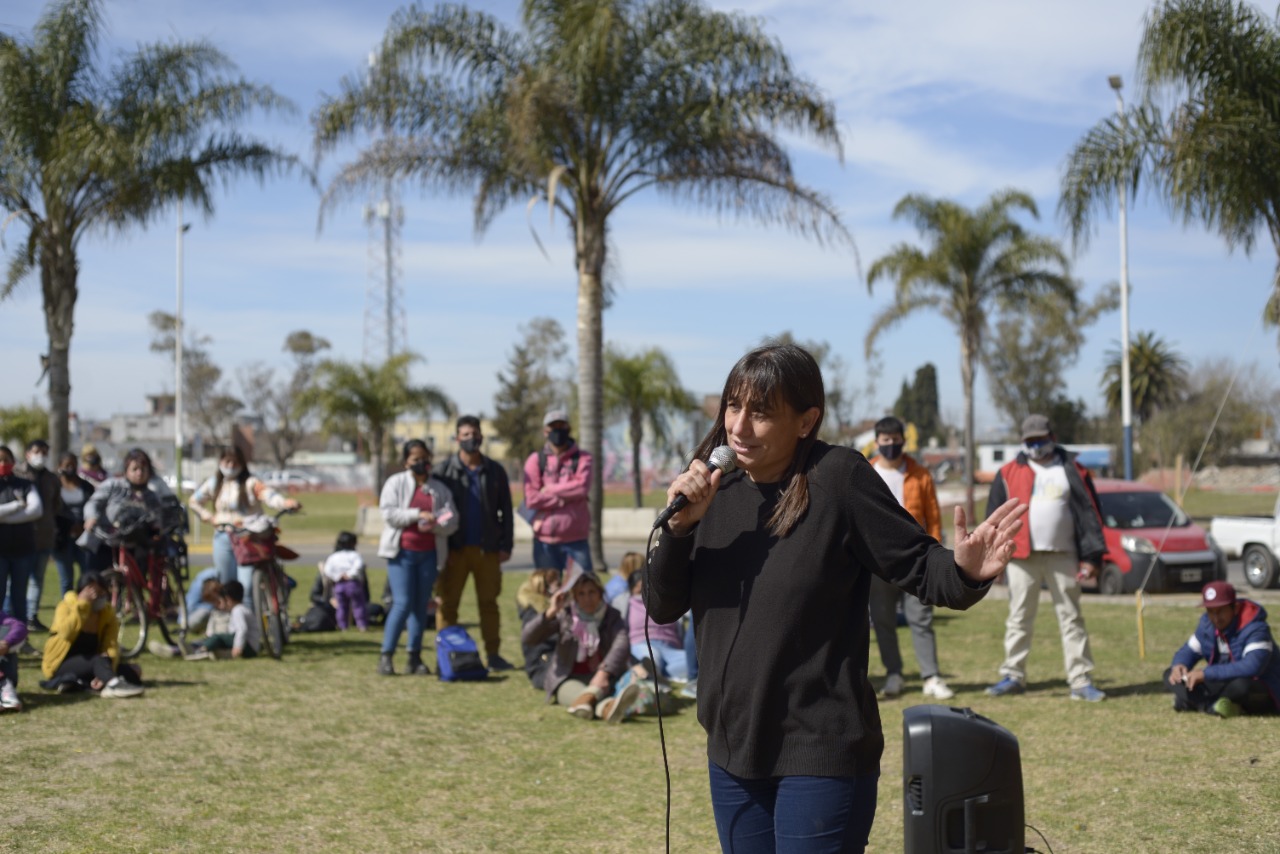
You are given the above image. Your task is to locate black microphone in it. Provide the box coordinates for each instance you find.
[653,445,738,530]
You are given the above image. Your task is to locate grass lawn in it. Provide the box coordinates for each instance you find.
[10,556,1280,853]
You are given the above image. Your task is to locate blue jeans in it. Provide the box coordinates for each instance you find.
[50,543,90,599]
[631,641,689,682]
[532,539,591,572]
[708,762,879,854]
[0,553,36,624]
[382,549,439,655]
[23,550,52,620]
[685,613,699,681]
[212,531,256,612]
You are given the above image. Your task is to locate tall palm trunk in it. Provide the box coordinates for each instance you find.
[41,228,77,459]
[370,423,386,493]
[630,408,644,508]
[960,328,978,523]
[577,210,607,570]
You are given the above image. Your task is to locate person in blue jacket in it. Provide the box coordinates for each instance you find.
[1166,580,1280,717]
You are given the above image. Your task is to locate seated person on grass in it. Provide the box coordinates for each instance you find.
[516,568,561,690]
[626,568,688,684]
[520,565,641,723]
[1,607,28,711]
[40,572,144,698]
[185,580,261,660]
[1166,581,1280,717]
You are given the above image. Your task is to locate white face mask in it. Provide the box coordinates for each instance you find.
[220,464,241,478]
[27,453,47,470]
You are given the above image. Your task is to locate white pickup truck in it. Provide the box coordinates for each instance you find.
[1210,494,1280,589]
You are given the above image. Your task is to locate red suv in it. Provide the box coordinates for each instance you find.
[1089,479,1227,594]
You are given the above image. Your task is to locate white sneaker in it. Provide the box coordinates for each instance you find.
[100,677,144,699]
[923,676,955,700]
[149,639,180,658]
[879,672,906,699]
[183,648,212,661]
[0,678,21,712]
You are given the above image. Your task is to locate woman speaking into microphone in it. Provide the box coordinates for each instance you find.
[646,343,1027,853]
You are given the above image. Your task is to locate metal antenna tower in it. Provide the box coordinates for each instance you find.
[361,49,408,366]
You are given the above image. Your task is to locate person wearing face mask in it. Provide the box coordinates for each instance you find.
[189,447,299,594]
[52,453,95,599]
[985,414,1108,702]
[0,445,43,637]
[376,439,459,676]
[39,572,143,698]
[431,415,516,671]
[14,439,64,634]
[521,408,593,572]
[78,444,108,484]
[866,416,954,702]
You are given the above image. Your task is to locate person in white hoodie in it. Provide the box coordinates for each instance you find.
[377,440,458,676]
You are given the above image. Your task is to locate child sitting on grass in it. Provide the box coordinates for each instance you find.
[321,531,368,631]
[185,580,261,660]
[0,608,28,712]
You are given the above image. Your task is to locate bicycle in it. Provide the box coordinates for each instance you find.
[225,508,299,660]
[100,498,191,659]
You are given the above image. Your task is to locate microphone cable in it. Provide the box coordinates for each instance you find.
[641,523,672,854]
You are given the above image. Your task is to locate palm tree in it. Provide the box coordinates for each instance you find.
[865,190,1076,519]
[603,345,696,507]
[0,0,296,457]
[300,353,454,490]
[1061,0,1280,332]
[311,0,852,569]
[1102,330,1188,424]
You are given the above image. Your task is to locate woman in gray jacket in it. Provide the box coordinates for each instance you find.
[377,440,458,676]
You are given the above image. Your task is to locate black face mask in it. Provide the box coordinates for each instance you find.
[878,442,905,461]
[409,461,429,476]
[458,438,482,454]
[548,428,571,447]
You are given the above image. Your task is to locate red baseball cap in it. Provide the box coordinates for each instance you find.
[1200,581,1237,609]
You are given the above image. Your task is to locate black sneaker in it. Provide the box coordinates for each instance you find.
[377,653,395,676]
[487,654,515,672]
[406,653,431,676]
[27,617,48,633]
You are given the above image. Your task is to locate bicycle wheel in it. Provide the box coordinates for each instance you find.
[108,572,147,659]
[252,568,285,659]
[154,564,188,648]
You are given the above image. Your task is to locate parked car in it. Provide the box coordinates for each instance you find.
[1210,494,1280,589]
[260,469,323,491]
[1088,478,1227,594]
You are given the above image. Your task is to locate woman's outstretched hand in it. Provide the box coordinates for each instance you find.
[953,498,1028,583]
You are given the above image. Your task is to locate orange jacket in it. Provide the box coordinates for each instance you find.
[876,454,942,542]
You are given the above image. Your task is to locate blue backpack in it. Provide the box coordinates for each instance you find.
[436,625,489,681]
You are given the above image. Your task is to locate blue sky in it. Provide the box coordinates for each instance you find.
[0,0,1272,438]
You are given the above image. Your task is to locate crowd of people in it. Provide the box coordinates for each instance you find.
[1,355,1276,854]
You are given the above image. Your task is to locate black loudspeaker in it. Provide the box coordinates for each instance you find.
[902,705,1025,854]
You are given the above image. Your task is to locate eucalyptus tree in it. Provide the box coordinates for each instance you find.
[312,0,852,568]
[1061,0,1280,333]
[603,344,696,507]
[866,190,1076,519]
[0,0,295,455]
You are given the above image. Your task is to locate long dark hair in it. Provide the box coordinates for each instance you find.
[122,448,155,480]
[693,344,825,538]
[213,446,252,511]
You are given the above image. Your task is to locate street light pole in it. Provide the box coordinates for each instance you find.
[1109,74,1134,480]
[175,200,189,494]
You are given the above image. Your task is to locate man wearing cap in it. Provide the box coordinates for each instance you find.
[522,409,593,571]
[985,414,1108,701]
[1166,581,1280,717]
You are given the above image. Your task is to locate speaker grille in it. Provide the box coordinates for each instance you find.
[907,775,925,815]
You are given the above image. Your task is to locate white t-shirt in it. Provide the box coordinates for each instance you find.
[228,602,262,654]
[1026,458,1075,553]
[872,462,907,508]
[321,549,365,583]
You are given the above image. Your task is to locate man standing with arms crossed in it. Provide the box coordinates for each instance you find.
[522,409,592,572]
[433,416,516,671]
[985,414,1107,701]
[867,417,955,701]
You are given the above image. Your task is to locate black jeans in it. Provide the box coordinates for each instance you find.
[1163,667,1275,714]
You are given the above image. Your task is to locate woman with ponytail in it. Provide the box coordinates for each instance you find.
[645,343,1028,854]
